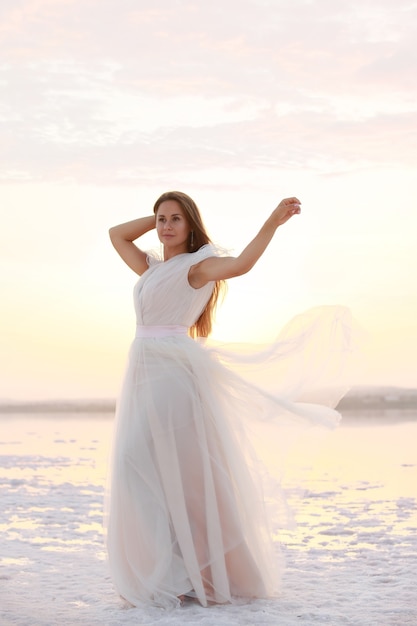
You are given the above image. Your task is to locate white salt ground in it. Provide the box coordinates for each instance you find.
[0,412,416,626]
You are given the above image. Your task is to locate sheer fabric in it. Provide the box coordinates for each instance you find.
[105,245,353,608]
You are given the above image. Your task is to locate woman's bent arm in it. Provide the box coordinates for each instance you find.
[189,197,301,288]
[109,215,156,275]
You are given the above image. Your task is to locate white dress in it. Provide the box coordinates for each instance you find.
[105,244,353,609]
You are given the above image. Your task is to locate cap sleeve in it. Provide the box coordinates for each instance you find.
[146,249,163,267]
[193,243,226,261]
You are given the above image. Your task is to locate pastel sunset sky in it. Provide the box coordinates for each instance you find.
[1,0,416,399]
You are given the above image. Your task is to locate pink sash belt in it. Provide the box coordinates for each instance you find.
[135,324,189,338]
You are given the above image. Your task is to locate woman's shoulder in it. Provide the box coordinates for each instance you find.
[192,243,227,260]
[145,249,163,267]
[146,243,226,269]
[194,243,214,259]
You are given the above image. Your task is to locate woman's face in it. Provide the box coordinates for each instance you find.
[156,200,191,255]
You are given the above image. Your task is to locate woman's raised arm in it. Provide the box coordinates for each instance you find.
[109,215,156,276]
[188,197,301,288]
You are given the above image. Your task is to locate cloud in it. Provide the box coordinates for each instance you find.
[0,0,416,184]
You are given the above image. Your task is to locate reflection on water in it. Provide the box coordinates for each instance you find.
[1,411,415,625]
[0,411,416,564]
[279,412,417,567]
[0,414,112,562]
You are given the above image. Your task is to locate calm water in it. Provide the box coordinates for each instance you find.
[1,410,416,493]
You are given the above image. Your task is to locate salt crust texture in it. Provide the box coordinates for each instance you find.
[0,413,416,626]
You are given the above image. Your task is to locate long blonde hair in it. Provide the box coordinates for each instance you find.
[153,191,225,338]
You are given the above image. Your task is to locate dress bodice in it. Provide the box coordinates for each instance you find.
[134,245,216,328]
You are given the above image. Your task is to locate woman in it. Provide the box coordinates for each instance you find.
[106,191,351,609]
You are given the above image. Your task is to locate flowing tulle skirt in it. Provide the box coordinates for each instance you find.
[105,306,354,609]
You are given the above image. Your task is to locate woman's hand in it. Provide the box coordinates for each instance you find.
[271,197,301,227]
[189,196,302,287]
